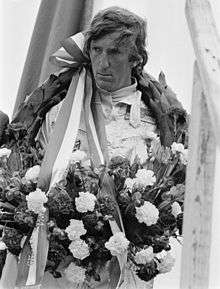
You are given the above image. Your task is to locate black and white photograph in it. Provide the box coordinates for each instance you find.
[0,1,220,288]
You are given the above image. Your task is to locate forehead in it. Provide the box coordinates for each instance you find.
[90,31,132,50]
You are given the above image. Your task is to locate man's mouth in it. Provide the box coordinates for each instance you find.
[96,73,113,80]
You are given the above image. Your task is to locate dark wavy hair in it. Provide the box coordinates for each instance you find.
[84,6,148,77]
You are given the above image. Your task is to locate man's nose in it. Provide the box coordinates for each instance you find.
[99,52,110,69]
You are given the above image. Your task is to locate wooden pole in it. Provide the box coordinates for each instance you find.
[13,0,94,117]
[180,1,220,287]
[180,62,216,289]
[185,0,220,145]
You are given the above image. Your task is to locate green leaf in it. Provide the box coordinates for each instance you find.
[7,152,22,172]
[99,171,124,232]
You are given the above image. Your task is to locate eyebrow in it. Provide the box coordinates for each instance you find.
[90,42,119,50]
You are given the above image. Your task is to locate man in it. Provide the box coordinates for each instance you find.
[0,6,186,289]
[1,7,186,154]
[30,6,185,163]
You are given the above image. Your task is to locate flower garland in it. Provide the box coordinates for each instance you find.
[0,127,187,285]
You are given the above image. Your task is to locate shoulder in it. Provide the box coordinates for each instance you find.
[12,68,78,148]
[137,71,188,146]
[141,71,184,110]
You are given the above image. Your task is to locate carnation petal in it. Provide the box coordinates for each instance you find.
[0,148,11,158]
[26,188,48,214]
[65,219,87,240]
[65,262,86,284]
[69,239,90,260]
[180,149,188,165]
[135,201,159,226]
[134,246,154,264]
[171,142,185,154]
[24,165,41,182]
[105,232,129,256]
[171,202,182,218]
[75,191,97,213]
[124,178,135,191]
[0,241,7,250]
[135,169,156,187]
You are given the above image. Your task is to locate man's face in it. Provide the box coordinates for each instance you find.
[89,32,133,92]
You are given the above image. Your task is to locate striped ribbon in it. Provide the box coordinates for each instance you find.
[14,32,125,288]
[14,32,105,287]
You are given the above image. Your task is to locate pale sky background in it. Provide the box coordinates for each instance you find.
[0,0,220,117]
[0,0,196,116]
[0,1,220,288]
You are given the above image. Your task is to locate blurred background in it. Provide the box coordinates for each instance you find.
[0,1,220,288]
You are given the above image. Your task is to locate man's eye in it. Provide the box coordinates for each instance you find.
[109,48,120,55]
[92,47,102,53]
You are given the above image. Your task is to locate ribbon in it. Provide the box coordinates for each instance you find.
[15,32,125,288]
[0,252,18,289]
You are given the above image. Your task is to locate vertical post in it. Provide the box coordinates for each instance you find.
[185,0,220,144]
[13,0,94,117]
[180,62,216,289]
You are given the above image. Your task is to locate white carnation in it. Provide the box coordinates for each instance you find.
[134,246,154,264]
[65,219,87,241]
[135,201,159,226]
[134,142,148,164]
[64,262,86,284]
[26,188,48,214]
[69,150,87,164]
[171,202,182,218]
[135,169,156,187]
[24,165,41,182]
[158,252,175,274]
[69,239,90,260]
[180,149,188,165]
[124,178,135,191]
[171,142,185,154]
[75,191,97,213]
[105,232,129,256]
[0,241,7,250]
[0,148,11,158]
